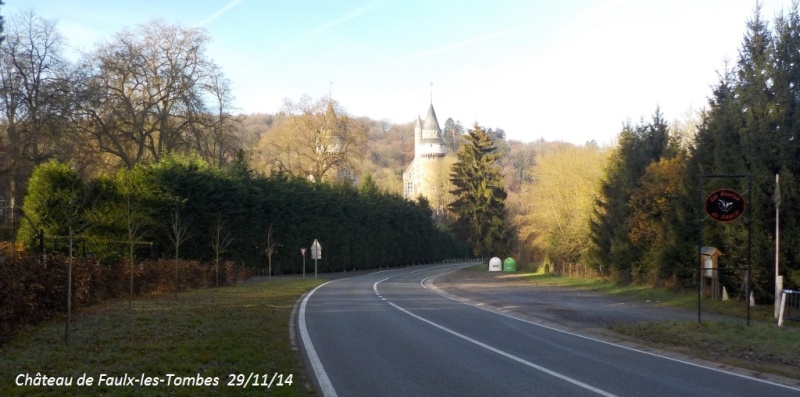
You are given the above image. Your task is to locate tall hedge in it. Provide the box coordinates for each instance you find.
[18,156,469,271]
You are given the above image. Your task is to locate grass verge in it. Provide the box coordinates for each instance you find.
[610,320,800,379]
[519,272,800,379]
[0,278,323,396]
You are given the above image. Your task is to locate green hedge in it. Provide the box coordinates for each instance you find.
[18,157,469,270]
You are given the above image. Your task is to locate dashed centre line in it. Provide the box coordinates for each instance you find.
[372,274,617,397]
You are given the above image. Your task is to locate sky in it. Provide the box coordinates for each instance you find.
[5,0,795,145]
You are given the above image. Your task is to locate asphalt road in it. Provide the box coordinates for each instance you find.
[298,263,800,397]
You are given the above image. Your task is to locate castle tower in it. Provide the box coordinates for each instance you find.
[414,115,423,149]
[314,99,354,184]
[403,103,450,209]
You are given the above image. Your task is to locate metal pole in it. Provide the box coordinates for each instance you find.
[698,176,704,324]
[314,258,318,279]
[10,197,16,255]
[775,173,780,319]
[747,175,752,327]
[303,253,306,279]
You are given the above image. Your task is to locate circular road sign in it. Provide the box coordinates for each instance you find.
[705,189,745,222]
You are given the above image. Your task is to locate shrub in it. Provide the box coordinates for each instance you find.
[0,254,252,345]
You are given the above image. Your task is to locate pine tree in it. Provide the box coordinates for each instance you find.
[589,110,672,281]
[448,125,509,257]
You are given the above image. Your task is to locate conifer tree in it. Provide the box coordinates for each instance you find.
[589,110,672,281]
[449,125,509,257]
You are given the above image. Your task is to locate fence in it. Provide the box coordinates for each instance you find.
[778,289,800,327]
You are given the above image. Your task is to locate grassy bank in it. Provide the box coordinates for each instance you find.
[519,271,800,379]
[0,279,323,396]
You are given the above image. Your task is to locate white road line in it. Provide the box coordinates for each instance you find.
[298,263,473,397]
[299,281,339,397]
[419,269,800,393]
[373,276,617,397]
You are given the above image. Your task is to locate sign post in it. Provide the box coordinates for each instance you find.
[311,239,321,279]
[698,175,752,326]
[300,248,307,279]
[775,174,781,319]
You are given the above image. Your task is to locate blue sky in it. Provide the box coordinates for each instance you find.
[5,0,793,144]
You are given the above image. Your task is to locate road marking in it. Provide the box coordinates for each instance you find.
[419,268,800,393]
[299,281,339,397]
[373,277,617,397]
[298,263,475,397]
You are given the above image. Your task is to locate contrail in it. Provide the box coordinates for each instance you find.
[195,0,245,27]
[305,1,380,36]
[346,26,527,79]
[268,0,385,58]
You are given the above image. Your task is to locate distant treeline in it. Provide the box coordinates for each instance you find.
[17,156,469,271]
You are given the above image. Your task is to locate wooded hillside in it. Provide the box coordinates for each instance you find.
[2,5,800,303]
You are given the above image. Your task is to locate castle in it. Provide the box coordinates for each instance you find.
[403,103,452,213]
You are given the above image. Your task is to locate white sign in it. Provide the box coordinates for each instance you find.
[311,239,322,260]
[301,247,306,256]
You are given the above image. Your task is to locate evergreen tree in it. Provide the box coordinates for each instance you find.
[687,4,800,297]
[449,125,510,257]
[772,4,800,291]
[442,117,464,152]
[359,174,379,195]
[735,4,782,296]
[589,109,672,281]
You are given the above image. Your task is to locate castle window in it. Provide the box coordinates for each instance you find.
[406,182,414,196]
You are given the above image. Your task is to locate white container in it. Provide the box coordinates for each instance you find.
[489,257,502,271]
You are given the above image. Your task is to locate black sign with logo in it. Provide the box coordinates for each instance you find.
[705,189,745,222]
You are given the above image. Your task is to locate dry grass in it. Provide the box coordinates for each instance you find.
[0,279,323,396]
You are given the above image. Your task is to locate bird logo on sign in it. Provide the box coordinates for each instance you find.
[717,199,734,213]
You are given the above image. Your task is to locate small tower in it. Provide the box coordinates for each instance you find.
[414,115,423,149]
[418,104,447,158]
[314,100,354,184]
[403,103,449,204]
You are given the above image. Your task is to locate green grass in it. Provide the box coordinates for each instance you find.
[520,271,800,379]
[610,320,800,379]
[521,272,789,321]
[0,279,324,396]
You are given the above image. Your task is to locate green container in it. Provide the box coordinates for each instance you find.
[503,257,517,272]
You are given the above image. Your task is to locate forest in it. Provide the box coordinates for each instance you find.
[1,4,800,304]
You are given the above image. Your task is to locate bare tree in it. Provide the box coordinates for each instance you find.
[264,224,280,280]
[115,167,154,309]
[167,202,191,297]
[201,65,243,168]
[426,155,456,224]
[74,20,234,169]
[210,213,233,287]
[256,96,366,182]
[513,145,609,272]
[0,11,73,209]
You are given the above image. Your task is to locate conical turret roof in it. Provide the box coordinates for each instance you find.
[422,103,441,133]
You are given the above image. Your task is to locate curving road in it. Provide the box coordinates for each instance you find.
[297,263,800,397]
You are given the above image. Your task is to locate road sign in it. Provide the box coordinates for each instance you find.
[301,248,307,279]
[705,188,745,222]
[311,239,321,260]
[311,239,321,279]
